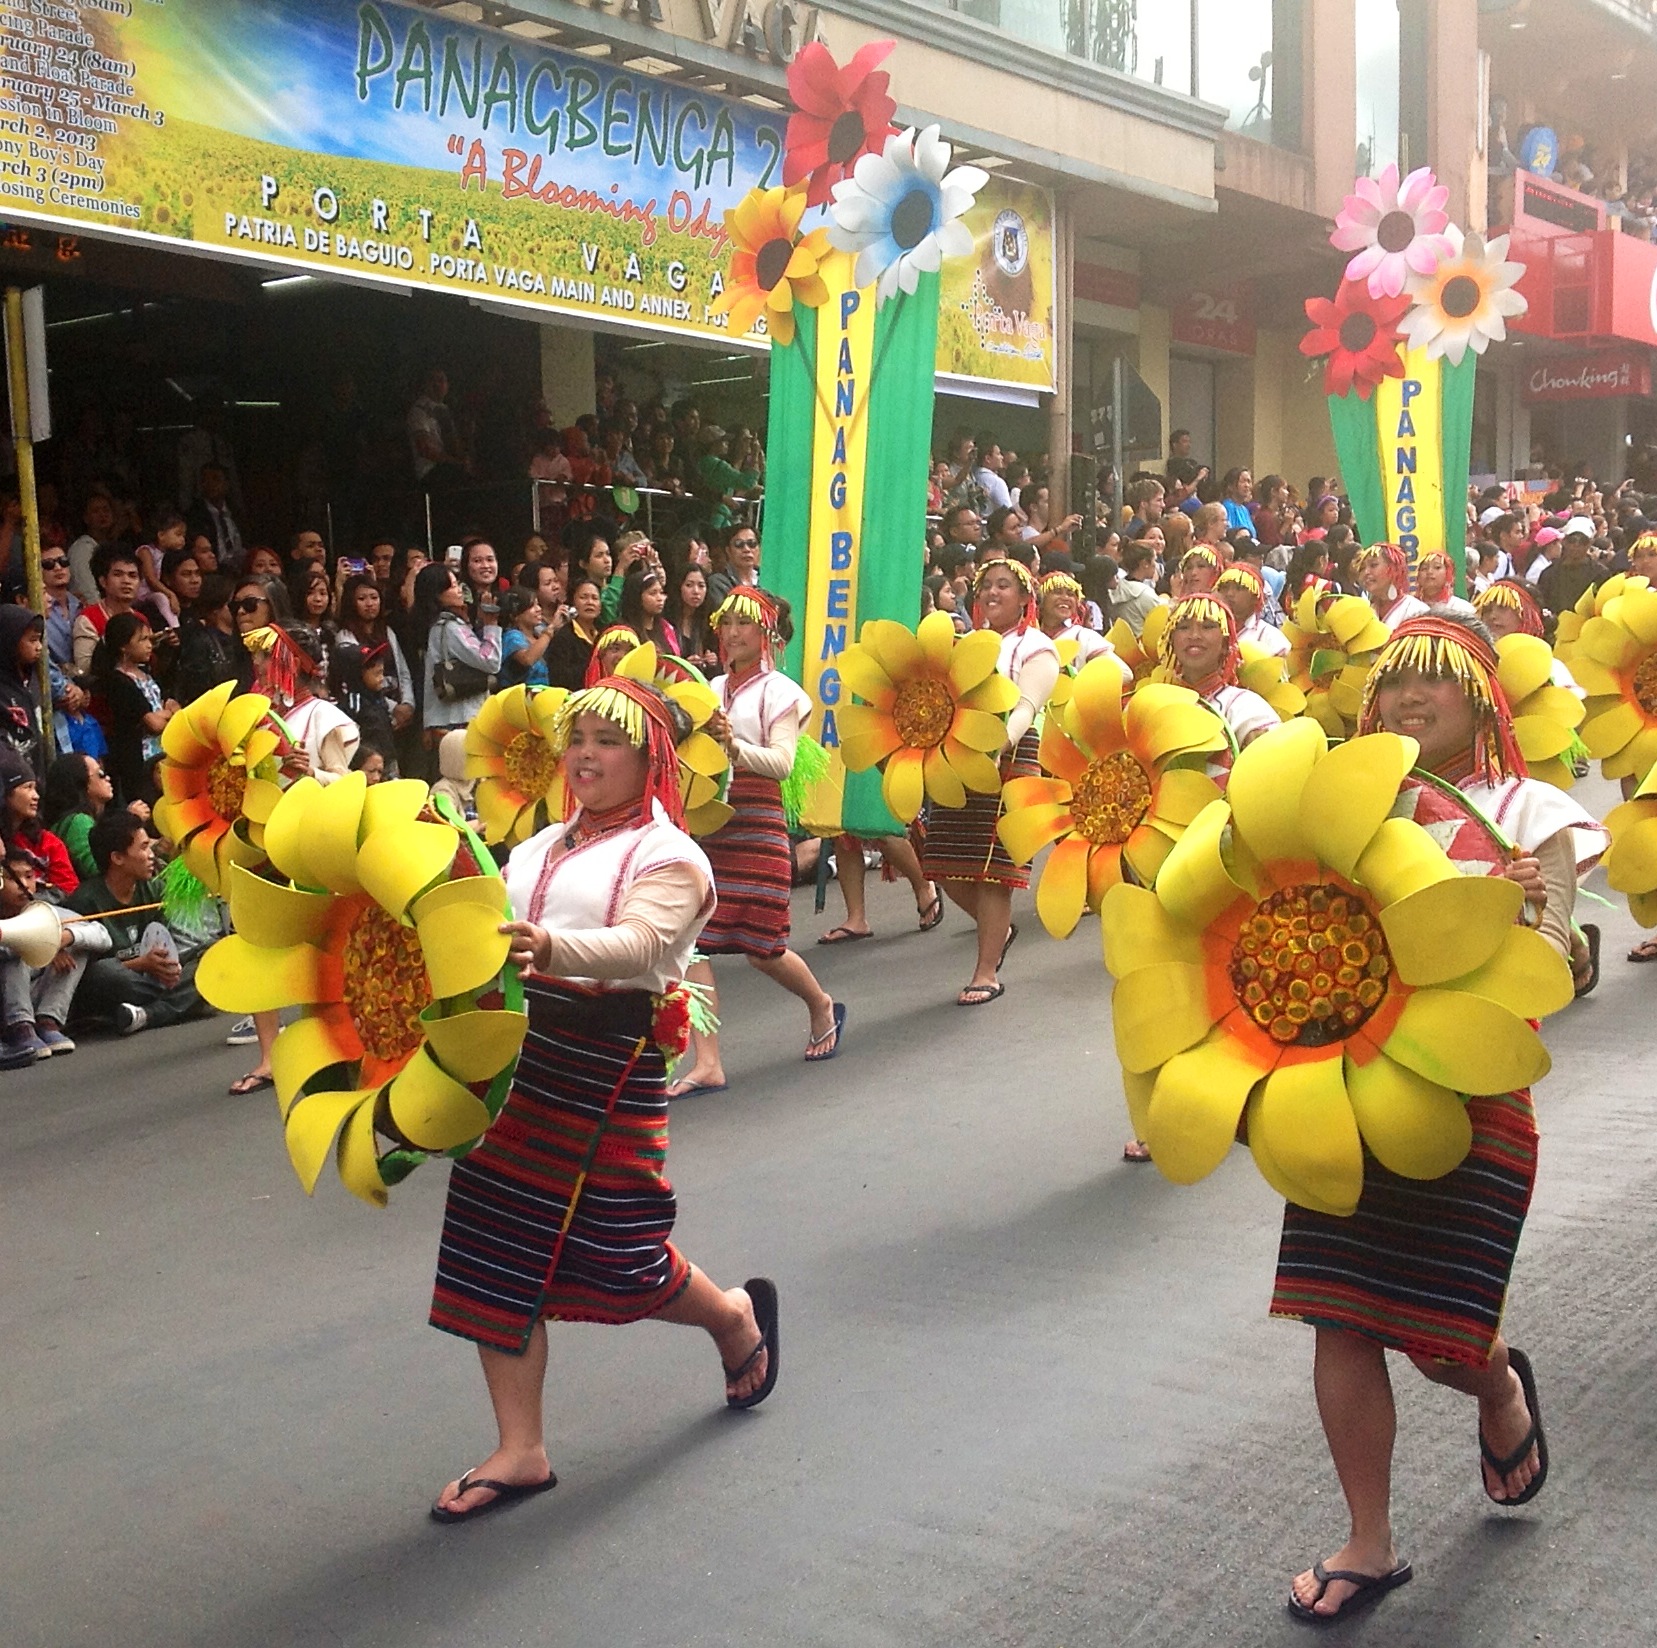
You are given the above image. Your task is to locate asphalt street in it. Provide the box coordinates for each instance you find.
[6,785,1656,1647]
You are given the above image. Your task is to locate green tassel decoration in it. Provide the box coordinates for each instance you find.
[160,853,219,940]
[684,977,720,1037]
[780,732,830,830]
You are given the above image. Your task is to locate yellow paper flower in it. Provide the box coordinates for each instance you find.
[152,679,286,892]
[198,773,526,1208]
[1106,606,1170,683]
[464,684,569,846]
[610,642,735,835]
[836,611,1020,823]
[1238,641,1309,722]
[1603,761,1657,926]
[1549,574,1657,783]
[712,184,832,346]
[1099,720,1571,1216]
[997,661,1225,937]
[1493,633,1585,790]
[1282,586,1390,736]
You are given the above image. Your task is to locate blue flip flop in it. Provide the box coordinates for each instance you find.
[805,1001,847,1061]
[666,1079,729,1099]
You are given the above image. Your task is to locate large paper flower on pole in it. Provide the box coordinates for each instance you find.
[1106,606,1171,684]
[712,184,832,347]
[998,663,1225,937]
[1603,762,1657,926]
[828,125,987,305]
[198,773,526,1208]
[152,679,285,891]
[783,40,897,207]
[1300,279,1410,399]
[465,683,569,846]
[1494,633,1586,790]
[1100,721,1570,1216]
[1551,573,1657,782]
[1400,225,1528,366]
[1331,163,1454,299]
[610,641,734,835]
[837,611,1019,822]
[1282,586,1391,737]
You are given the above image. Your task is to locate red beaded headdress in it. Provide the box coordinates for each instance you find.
[710,587,781,667]
[1473,577,1545,638]
[973,556,1038,632]
[1358,614,1526,784]
[585,623,643,686]
[241,624,319,706]
[1356,541,1411,600]
[1215,562,1266,607]
[1413,548,1456,599]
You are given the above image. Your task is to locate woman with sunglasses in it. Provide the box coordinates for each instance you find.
[174,573,250,704]
[231,575,292,641]
[41,750,117,879]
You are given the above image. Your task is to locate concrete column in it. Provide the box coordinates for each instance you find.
[1305,0,1357,221]
[1134,303,1171,459]
[1428,0,1482,232]
[1047,191,1074,512]
[539,324,596,426]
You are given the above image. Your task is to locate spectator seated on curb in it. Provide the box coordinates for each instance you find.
[0,834,90,1063]
[67,808,207,1037]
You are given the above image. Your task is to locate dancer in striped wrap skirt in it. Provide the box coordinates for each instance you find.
[1283,614,1573,1623]
[428,674,779,1526]
[922,558,1059,1007]
[667,589,844,1095]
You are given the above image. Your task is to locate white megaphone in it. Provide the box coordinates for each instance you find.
[0,902,65,967]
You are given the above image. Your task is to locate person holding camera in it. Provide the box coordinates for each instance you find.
[415,562,502,746]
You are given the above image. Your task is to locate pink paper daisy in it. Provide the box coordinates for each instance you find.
[1331,163,1454,300]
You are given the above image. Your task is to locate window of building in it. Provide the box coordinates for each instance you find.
[1355,1,1402,178]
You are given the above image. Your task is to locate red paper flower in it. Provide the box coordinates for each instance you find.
[651,985,694,1062]
[784,40,897,207]
[1299,280,1411,400]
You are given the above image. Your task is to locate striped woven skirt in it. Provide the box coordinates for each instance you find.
[698,770,792,959]
[921,727,1039,889]
[429,981,690,1354]
[1269,1088,1538,1369]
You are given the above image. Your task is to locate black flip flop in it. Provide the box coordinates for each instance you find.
[997,922,1019,971]
[1288,1559,1412,1624]
[726,1276,779,1410]
[1574,923,1600,998]
[1482,1346,1549,1506]
[957,982,1005,1006]
[805,1001,847,1061]
[817,926,872,945]
[917,894,944,932]
[429,1466,557,1524]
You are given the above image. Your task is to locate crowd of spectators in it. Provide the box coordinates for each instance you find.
[1488,93,1657,238]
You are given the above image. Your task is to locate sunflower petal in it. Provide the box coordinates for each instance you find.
[922,745,967,810]
[423,1005,529,1084]
[838,646,897,705]
[882,746,926,822]
[1156,799,1246,929]
[305,773,372,895]
[1300,732,1416,877]
[262,776,324,886]
[412,875,511,998]
[960,675,1021,715]
[226,863,335,949]
[1378,874,1523,985]
[386,1046,494,1152]
[1034,834,1091,938]
[1247,1057,1364,1216]
[1099,882,1204,975]
[1448,925,1573,1019]
[1354,817,1457,905]
[285,1087,374,1195]
[271,1007,364,1117]
[216,694,270,758]
[951,706,1009,753]
[358,820,460,920]
[198,933,331,1013]
[1145,1033,1265,1183]
[861,619,924,680]
[1227,718,1326,866]
[1148,767,1223,829]
[335,1099,389,1208]
[942,739,1003,794]
[1123,1067,1156,1140]
[917,610,956,670]
[1111,961,1220,1073]
[1346,1051,1472,1180]
[1383,989,1550,1093]
[946,629,1002,695]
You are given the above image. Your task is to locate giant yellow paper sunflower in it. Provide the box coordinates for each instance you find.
[997,660,1225,937]
[152,680,285,892]
[1099,719,1571,1216]
[1238,641,1308,723]
[1106,605,1170,683]
[1549,574,1657,783]
[464,683,569,846]
[836,611,1020,823]
[1494,632,1585,790]
[712,184,832,346]
[610,642,734,834]
[1282,586,1390,736]
[198,773,526,1208]
[1603,761,1657,926]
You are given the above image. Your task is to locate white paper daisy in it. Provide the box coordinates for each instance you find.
[1399,225,1528,366]
[827,125,987,305]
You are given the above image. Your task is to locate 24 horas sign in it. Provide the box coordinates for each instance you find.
[0,0,1053,390]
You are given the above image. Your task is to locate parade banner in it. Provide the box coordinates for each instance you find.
[1304,164,1524,594]
[0,0,1050,387]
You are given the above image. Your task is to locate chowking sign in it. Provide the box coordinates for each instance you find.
[0,0,1052,389]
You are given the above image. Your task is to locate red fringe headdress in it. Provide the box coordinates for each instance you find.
[1356,542,1412,602]
[710,587,781,669]
[1158,593,1240,687]
[585,623,643,686]
[1473,577,1545,638]
[973,556,1038,632]
[552,674,686,827]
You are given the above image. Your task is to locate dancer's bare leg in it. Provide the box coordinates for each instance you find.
[667,957,724,1093]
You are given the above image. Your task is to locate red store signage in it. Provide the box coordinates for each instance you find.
[1074,260,1141,310]
[1170,281,1256,354]
[1522,348,1651,402]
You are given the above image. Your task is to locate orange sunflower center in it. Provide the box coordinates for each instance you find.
[892,677,955,749]
[1230,884,1392,1047]
[1069,750,1152,845]
[755,235,794,292]
[341,903,432,1065]
[207,756,248,819]
[503,729,560,801]
[1629,651,1657,718]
